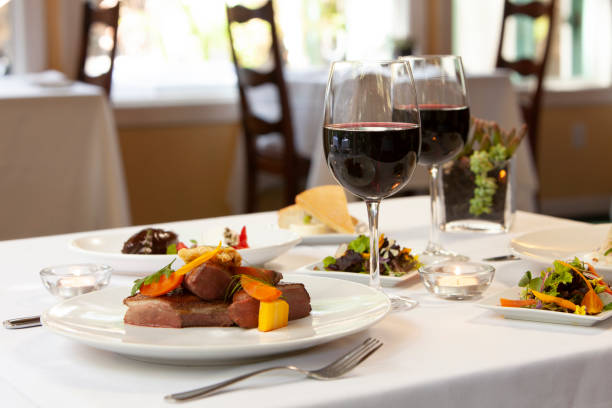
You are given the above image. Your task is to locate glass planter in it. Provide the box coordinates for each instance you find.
[436,156,514,233]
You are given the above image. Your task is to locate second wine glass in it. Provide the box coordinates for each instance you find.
[323,60,421,309]
[400,55,470,264]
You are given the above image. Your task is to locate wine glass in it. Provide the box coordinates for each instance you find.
[323,60,421,310]
[400,55,470,264]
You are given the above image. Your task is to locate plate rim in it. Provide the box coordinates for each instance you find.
[41,274,391,358]
[510,224,612,271]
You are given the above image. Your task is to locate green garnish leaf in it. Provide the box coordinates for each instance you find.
[323,256,336,268]
[543,261,574,296]
[348,235,369,254]
[166,243,177,254]
[605,248,612,256]
[518,271,532,287]
[130,259,176,296]
[303,214,312,224]
[604,302,612,311]
[189,239,198,246]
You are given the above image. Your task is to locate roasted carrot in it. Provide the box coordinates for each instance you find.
[499,298,537,308]
[140,272,184,297]
[174,242,222,277]
[240,275,282,302]
[530,290,577,312]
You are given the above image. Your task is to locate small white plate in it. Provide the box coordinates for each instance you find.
[41,274,391,365]
[476,286,612,326]
[69,224,301,275]
[510,224,612,276]
[300,233,360,246]
[297,261,419,287]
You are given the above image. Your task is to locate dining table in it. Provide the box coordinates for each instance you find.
[0,71,131,240]
[3,195,612,408]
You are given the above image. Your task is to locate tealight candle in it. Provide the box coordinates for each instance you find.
[40,264,112,299]
[419,261,495,300]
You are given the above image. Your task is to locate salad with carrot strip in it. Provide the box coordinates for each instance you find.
[500,258,612,315]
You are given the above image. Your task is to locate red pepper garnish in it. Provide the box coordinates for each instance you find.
[232,226,249,249]
[176,242,188,251]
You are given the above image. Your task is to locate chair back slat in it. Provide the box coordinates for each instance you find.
[495,0,556,167]
[77,2,120,96]
[227,1,309,212]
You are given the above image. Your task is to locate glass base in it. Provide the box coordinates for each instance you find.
[443,219,509,234]
[389,295,418,312]
[420,242,469,265]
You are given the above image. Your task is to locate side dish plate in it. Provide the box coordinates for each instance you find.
[42,274,391,365]
[297,261,419,287]
[476,286,612,326]
[69,224,301,275]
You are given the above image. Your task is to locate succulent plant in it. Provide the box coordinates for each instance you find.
[458,118,527,216]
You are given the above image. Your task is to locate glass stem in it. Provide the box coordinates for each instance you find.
[365,200,381,291]
[426,165,442,253]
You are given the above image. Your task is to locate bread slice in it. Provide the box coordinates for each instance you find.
[295,185,355,234]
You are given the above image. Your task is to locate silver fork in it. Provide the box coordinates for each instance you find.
[164,337,383,402]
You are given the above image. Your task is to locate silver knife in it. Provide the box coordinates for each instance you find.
[482,254,520,262]
[3,316,42,329]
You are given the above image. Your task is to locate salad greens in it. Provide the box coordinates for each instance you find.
[319,234,421,277]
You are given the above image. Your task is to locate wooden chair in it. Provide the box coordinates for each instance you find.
[495,0,556,165]
[226,0,310,213]
[77,1,120,96]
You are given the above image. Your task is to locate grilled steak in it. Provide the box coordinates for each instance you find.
[123,292,233,328]
[228,283,312,328]
[183,264,283,301]
[183,263,234,301]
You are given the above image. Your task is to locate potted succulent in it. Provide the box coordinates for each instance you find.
[437,119,526,233]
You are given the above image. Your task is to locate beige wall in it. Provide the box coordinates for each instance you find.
[538,105,612,199]
[118,123,240,225]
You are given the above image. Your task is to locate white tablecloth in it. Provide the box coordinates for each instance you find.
[3,196,612,408]
[0,72,131,240]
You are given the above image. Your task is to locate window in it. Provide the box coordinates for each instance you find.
[110,0,412,100]
[452,0,612,88]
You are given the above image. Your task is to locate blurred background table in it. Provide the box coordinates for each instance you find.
[0,71,131,240]
[229,69,538,213]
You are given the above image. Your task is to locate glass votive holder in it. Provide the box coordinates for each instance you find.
[419,261,495,300]
[40,264,112,299]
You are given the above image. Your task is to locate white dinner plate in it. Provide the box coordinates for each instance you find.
[69,224,301,275]
[41,274,391,365]
[510,224,612,276]
[476,286,612,326]
[298,261,419,287]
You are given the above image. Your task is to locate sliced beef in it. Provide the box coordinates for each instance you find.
[228,283,312,329]
[231,266,283,285]
[227,290,259,329]
[183,263,233,301]
[123,292,233,328]
[278,283,312,321]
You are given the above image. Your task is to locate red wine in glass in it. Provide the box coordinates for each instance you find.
[323,122,421,199]
[393,104,470,165]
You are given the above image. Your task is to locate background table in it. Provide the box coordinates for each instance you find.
[228,69,538,214]
[3,196,612,408]
[0,71,131,240]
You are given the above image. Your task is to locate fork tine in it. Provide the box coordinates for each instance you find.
[332,339,383,375]
[331,338,381,371]
[322,338,377,370]
[324,338,382,374]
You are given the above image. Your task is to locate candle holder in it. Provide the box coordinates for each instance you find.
[40,264,112,299]
[419,261,494,300]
